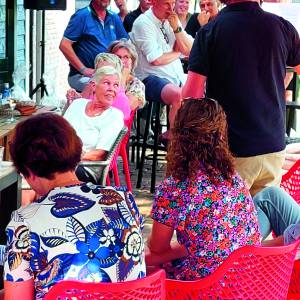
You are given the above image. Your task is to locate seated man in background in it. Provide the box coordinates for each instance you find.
[114,0,129,21]
[3,113,145,300]
[185,0,219,38]
[59,0,128,92]
[130,0,193,130]
[123,0,152,32]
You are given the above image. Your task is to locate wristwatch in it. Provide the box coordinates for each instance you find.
[173,26,182,34]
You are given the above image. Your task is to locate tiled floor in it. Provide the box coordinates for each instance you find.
[115,150,167,239]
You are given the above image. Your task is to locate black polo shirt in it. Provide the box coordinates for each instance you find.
[189,2,300,157]
[123,6,142,33]
[185,13,201,38]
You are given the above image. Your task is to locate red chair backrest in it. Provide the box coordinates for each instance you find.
[123,108,137,147]
[281,159,300,205]
[108,109,136,172]
[288,259,300,299]
[45,269,166,300]
[165,241,300,300]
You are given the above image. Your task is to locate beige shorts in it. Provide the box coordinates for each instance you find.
[234,149,286,197]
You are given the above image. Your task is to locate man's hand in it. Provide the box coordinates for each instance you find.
[168,13,180,31]
[83,67,95,78]
[198,11,210,26]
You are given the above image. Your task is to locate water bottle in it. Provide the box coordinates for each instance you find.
[2,83,10,105]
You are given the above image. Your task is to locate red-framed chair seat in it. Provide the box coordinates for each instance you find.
[165,241,300,300]
[281,159,300,205]
[45,269,166,300]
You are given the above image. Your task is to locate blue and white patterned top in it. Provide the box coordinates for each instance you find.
[3,183,146,299]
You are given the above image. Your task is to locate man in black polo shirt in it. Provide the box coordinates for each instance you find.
[185,0,219,38]
[123,0,152,33]
[182,0,300,196]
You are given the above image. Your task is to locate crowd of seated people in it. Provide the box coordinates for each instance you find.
[67,40,145,122]
[1,0,300,298]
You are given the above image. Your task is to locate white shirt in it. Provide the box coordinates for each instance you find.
[130,8,186,85]
[64,98,124,152]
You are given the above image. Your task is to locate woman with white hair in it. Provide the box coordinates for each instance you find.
[64,66,124,183]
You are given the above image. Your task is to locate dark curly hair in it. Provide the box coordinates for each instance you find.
[9,113,82,179]
[166,98,235,182]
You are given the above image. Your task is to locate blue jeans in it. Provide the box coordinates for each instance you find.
[68,74,90,92]
[253,186,300,239]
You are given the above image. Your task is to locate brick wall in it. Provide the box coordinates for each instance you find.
[43,1,75,99]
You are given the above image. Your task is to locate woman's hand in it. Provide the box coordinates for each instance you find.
[82,81,96,100]
[121,68,131,87]
[127,94,139,110]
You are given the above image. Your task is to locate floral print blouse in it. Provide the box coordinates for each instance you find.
[126,77,145,108]
[4,183,145,299]
[151,171,261,280]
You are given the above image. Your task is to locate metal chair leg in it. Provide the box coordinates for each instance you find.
[150,103,161,193]
[136,102,153,188]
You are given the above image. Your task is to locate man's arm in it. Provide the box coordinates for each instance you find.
[168,13,193,56]
[82,149,107,161]
[59,38,94,77]
[173,31,193,56]
[182,70,207,99]
[151,51,181,66]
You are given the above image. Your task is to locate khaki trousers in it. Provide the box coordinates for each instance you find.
[235,149,286,197]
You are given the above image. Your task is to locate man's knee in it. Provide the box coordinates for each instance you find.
[161,84,182,106]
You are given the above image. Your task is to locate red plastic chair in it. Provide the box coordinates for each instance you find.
[45,269,166,300]
[110,109,136,191]
[288,259,300,300]
[165,241,300,300]
[281,159,300,205]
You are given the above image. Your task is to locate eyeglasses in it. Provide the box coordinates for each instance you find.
[160,23,169,44]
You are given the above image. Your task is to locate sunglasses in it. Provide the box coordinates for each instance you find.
[160,24,169,44]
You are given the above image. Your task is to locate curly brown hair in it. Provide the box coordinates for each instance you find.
[166,98,235,182]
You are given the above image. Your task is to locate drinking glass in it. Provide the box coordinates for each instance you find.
[8,98,17,123]
[0,146,4,168]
